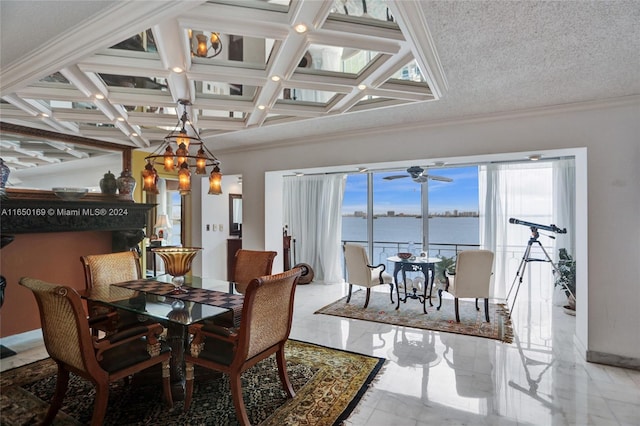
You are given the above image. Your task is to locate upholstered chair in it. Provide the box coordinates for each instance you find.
[184,268,303,426]
[81,251,150,336]
[231,249,277,294]
[437,250,495,322]
[343,243,394,308]
[19,277,172,426]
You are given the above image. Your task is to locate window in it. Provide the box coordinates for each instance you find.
[341,166,480,269]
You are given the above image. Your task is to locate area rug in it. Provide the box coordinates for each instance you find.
[315,290,513,343]
[0,340,385,426]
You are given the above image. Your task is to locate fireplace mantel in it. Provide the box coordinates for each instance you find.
[0,189,154,251]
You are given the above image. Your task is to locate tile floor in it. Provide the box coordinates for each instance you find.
[2,279,639,426]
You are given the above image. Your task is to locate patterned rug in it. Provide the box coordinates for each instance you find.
[315,290,513,343]
[0,340,384,425]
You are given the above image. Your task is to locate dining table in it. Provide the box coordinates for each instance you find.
[80,274,241,401]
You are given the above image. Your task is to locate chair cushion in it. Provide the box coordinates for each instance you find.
[99,338,171,374]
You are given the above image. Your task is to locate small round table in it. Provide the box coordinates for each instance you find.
[387,256,441,314]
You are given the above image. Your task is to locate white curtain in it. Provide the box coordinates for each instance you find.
[479,161,564,299]
[283,174,346,283]
[552,159,576,258]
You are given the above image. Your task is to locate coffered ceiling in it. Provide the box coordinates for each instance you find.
[0,0,445,171]
[1,1,638,174]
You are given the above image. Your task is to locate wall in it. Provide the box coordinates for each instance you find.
[219,99,640,366]
[197,175,242,279]
[0,231,113,336]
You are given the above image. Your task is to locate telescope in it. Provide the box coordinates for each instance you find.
[509,218,567,234]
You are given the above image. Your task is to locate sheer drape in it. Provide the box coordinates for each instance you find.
[283,174,346,283]
[479,161,566,298]
[552,159,576,259]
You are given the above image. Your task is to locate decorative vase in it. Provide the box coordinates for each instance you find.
[99,170,118,195]
[152,247,202,294]
[116,169,136,201]
[0,158,10,199]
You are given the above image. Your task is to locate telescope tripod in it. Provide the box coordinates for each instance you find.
[507,228,574,316]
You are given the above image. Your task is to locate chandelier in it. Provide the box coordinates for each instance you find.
[189,30,223,58]
[143,100,222,195]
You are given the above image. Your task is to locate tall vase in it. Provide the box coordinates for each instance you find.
[152,247,202,294]
[117,169,136,201]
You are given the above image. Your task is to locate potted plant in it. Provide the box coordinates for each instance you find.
[554,248,576,314]
[435,254,456,288]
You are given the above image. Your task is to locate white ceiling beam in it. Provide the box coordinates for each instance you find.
[78,53,169,78]
[188,63,268,87]
[387,1,448,99]
[152,19,192,103]
[16,84,86,103]
[177,3,291,41]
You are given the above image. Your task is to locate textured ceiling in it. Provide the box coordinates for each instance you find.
[1,0,639,171]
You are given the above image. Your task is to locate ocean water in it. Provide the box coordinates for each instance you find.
[341,216,479,263]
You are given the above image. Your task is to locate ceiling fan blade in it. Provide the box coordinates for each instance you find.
[383,175,410,180]
[427,175,453,182]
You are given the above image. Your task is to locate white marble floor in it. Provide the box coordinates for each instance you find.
[2,279,639,426]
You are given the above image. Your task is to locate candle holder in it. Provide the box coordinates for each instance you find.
[152,247,201,294]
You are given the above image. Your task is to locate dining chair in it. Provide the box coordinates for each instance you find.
[231,249,277,294]
[343,243,394,308]
[436,250,495,322]
[19,277,172,426]
[183,267,303,426]
[81,251,151,336]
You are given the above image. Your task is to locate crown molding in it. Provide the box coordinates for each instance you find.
[1,1,203,95]
[214,95,640,155]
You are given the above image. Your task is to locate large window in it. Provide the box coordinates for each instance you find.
[341,166,480,268]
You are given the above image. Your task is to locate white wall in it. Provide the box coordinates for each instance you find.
[218,99,640,366]
[197,175,242,279]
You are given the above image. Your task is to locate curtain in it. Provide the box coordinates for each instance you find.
[479,161,564,299]
[552,159,576,258]
[283,174,346,283]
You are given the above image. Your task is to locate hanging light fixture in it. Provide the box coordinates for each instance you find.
[144,100,222,195]
[189,30,223,59]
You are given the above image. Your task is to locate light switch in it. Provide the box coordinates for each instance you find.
[212,224,217,231]
[219,224,224,231]
[206,224,210,231]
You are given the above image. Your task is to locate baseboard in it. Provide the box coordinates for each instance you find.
[586,350,640,370]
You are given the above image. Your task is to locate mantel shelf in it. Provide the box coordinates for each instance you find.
[1,189,154,235]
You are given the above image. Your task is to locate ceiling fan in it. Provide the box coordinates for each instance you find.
[383,166,453,183]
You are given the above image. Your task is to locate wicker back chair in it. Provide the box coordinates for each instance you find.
[232,249,277,294]
[343,243,394,308]
[19,277,172,426]
[184,267,303,425]
[81,251,149,335]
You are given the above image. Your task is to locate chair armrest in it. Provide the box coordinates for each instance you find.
[366,263,386,272]
[188,323,238,358]
[366,263,387,285]
[93,322,164,360]
[188,323,238,343]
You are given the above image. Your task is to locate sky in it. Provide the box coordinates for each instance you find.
[342,166,479,215]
